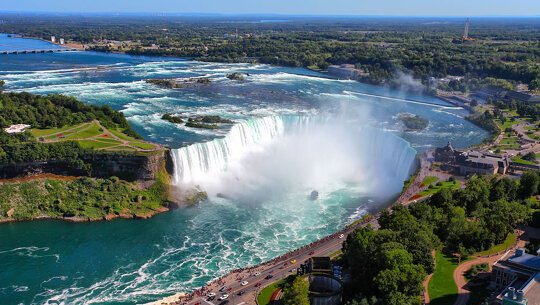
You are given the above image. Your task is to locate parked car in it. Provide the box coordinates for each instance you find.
[241,281,248,286]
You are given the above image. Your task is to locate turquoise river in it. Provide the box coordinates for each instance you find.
[0,35,488,305]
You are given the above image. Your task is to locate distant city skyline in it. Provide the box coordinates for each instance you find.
[1,0,539,17]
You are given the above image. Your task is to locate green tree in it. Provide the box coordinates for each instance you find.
[283,276,310,305]
[519,171,540,199]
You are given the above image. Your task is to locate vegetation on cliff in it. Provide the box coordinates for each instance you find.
[0,167,170,222]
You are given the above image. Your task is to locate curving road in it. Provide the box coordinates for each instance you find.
[154,217,379,305]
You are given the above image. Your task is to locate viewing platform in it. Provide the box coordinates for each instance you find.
[0,48,78,55]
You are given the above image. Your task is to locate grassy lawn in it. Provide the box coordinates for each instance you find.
[65,122,102,140]
[109,128,135,141]
[420,180,460,197]
[77,140,121,150]
[129,141,157,150]
[429,251,459,305]
[422,176,439,186]
[257,279,286,305]
[512,156,537,166]
[30,123,87,138]
[474,232,516,256]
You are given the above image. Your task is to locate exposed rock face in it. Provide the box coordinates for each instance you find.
[0,150,173,182]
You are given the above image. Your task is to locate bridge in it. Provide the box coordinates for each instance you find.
[0,48,79,55]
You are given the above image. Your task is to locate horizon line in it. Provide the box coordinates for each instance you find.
[0,11,539,18]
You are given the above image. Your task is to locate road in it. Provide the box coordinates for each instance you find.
[152,217,379,305]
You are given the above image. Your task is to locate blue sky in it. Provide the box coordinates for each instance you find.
[1,0,539,16]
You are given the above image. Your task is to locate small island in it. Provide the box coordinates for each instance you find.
[226,72,245,81]
[162,113,183,124]
[146,77,211,89]
[162,114,234,129]
[399,113,429,130]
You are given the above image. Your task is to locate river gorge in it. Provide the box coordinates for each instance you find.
[0,44,488,304]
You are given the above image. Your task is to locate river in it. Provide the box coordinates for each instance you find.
[0,36,488,305]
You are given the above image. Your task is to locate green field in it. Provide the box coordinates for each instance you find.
[512,156,537,166]
[429,251,459,305]
[30,122,88,138]
[421,176,439,186]
[257,279,287,305]
[420,180,460,196]
[30,121,158,152]
[474,232,516,256]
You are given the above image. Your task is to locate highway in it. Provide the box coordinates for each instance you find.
[159,217,379,305]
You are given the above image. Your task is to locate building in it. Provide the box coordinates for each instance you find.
[51,36,56,43]
[59,38,65,45]
[456,151,510,175]
[492,248,540,305]
[327,64,368,80]
[434,143,510,175]
[4,124,31,134]
[472,86,540,104]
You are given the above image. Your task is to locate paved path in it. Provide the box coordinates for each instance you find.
[148,217,379,305]
[452,236,525,305]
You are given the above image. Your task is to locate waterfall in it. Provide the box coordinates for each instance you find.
[171,115,417,197]
[172,116,288,184]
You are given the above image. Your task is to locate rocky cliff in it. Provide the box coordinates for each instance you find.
[0,149,174,182]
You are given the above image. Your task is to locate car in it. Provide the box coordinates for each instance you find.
[265,274,273,279]
[255,282,262,287]
[309,251,315,255]
[219,294,229,300]
[208,293,216,298]
[339,234,345,239]
[290,268,297,273]
[254,272,261,276]
[290,259,297,264]
[241,281,248,286]
[237,290,245,296]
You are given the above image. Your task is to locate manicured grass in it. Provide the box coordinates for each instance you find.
[420,180,460,196]
[129,141,157,150]
[429,251,459,305]
[30,123,85,137]
[257,279,286,305]
[474,232,516,257]
[65,122,102,140]
[109,128,135,141]
[77,140,120,150]
[512,156,536,166]
[421,176,439,186]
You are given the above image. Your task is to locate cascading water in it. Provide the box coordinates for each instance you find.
[171,115,417,200]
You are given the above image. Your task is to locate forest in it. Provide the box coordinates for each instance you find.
[0,15,539,87]
[341,174,536,305]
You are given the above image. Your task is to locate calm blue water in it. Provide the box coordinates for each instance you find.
[0,34,64,52]
[0,38,489,305]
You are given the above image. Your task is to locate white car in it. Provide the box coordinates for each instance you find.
[219,294,229,300]
[241,281,248,286]
[339,234,345,239]
[207,292,216,298]
[254,272,261,276]
[290,268,297,273]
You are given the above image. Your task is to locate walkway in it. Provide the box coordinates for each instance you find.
[452,235,525,305]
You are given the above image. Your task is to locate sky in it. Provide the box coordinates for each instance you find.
[1,0,539,17]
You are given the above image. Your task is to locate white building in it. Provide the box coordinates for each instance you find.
[59,38,65,45]
[51,36,56,43]
[4,124,31,134]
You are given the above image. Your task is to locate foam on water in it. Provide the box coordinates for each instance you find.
[0,51,489,305]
